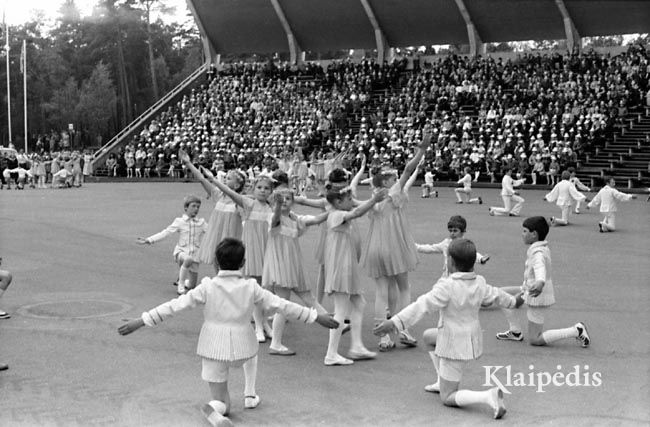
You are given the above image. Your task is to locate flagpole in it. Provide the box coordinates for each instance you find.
[23,39,27,153]
[5,15,11,144]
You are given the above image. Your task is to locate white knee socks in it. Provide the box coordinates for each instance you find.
[270,313,287,349]
[541,326,578,344]
[243,356,257,397]
[454,389,492,407]
[501,308,521,333]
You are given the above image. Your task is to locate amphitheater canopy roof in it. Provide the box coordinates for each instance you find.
[187,0,650,54]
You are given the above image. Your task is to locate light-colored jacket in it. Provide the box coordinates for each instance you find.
[141,270,317,361]
[146,214,207,257]
[587,185,634,213]
[416,238,485,278]
[522,241,555,307]
[545,179,586,207]
[500,175,525,196]
[391,272,515,360]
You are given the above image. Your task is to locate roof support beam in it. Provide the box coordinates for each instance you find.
[186,0,218,64]
[555,0,582,53]
[359,0,391,64]
[270,0,303,64]
[453,0,485,57]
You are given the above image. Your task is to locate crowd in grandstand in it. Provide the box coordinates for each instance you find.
[2,44,648,189]
[92,45,647,187]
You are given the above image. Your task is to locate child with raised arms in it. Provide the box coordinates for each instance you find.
[587,177,637,232]
[119,238,338,427]
[374,239,521,420]
[454,167,482,204]
[362,130,431,351]
[185,149,275,342]
[295,157,367,305]
[544,170,587,226]
[262,189,329,356]
[322,183,387,366]
[495,216,590,348]
[181,151,246,273]
[137,195,207,295]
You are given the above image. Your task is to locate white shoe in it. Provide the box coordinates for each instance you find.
[424,382,440,393]
[324,354,354,366]
[244,395,261,409]
[256,330,266,343]
[201,401,233,427]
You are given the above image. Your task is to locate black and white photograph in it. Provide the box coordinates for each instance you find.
[1,0,649,426]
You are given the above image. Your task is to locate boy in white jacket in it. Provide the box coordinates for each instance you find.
[489,169,525,216]
[137,195,208,295]
[495,217,590,348]
[119,238,338,427]
[587,177,637,232]
[374,239,520,420]
[544,170,587,226]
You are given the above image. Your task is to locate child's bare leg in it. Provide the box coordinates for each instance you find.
[325,293,353,365]
[208,382,231,414]
[251,276,272,342]
[423,341,440,392]
[395,273,417,346]
[315,264,326,304]
[374,276,396,351]
[269,287,292,353]
[295,290,327,315]
[202,379,234,426]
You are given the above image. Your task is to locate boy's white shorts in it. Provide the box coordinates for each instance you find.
[438,358,468,382]
[201,357,250,382]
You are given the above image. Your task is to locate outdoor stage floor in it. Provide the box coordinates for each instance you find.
[1,183,648,426]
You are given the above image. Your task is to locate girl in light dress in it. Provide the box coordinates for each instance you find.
[295,155,367,305]
[322,182,387,366]
[180,151,246,273]
[361,133,431,351]
[189,155,276,343]
[262,189,329,356]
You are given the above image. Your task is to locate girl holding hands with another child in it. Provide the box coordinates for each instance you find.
[262,189,329,356]
[322,182,387,366]
[362,129,431,351]
[180,151,246,273]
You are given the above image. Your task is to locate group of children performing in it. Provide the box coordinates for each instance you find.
[118,129,634,426]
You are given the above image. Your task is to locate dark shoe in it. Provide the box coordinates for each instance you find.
[576,322,590,347]
[496,330,523,341]
[0,363,8,371]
